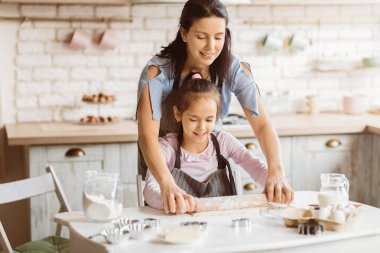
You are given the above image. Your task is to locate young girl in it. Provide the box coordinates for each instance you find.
[143,73,268,213]
[137,0,293,214]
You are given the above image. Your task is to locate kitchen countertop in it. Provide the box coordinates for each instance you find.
[5,113,380,146]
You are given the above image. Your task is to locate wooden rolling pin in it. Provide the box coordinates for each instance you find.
[194,194,267,213]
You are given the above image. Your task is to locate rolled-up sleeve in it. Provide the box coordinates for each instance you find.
[136,57,172,121]
[229,57,259,117]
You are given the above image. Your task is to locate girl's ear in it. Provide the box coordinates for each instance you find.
[173,106,182,122]
[179,27,187,43]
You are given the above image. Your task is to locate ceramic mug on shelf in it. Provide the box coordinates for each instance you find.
[262,33,283,52]
[68,29,91,50]
[98,30,119,50]
[289,34,309,51]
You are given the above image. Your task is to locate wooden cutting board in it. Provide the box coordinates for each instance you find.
[194,194,267,213]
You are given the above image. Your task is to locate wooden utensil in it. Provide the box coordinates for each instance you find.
[194,194,267,213]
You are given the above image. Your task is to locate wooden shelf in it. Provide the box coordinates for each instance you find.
[0,0,129,4]
[250,0,380,5]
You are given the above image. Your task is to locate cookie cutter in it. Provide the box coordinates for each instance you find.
[88,227,130,244]
[123,221,152,239]
[298,219,324,235]
[144,218,160,230]
[180,221,208,232]
[231,218,251,232]
[112,217,140,229]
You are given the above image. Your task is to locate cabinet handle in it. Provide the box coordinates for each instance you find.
[245,143,256,150]
[325,139,342,148]
[65,147,86,157]
[243,182,257,191]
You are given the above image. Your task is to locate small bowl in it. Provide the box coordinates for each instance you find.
[362,57,380,68]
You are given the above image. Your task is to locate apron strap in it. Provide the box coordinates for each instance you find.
[210,133,237,195]
[174,139,182,169]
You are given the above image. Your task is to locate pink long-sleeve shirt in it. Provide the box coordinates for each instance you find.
[143,131,268,210]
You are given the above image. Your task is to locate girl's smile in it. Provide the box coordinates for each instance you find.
[174,96,217,154]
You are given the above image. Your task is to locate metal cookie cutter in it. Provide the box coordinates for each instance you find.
[144,218,160,230]
[123,221,152,239]
[231,218,252,232]
[112,217,140,229]
[298,219,324,235]
[88,228,130,244]
[180,221,208,232]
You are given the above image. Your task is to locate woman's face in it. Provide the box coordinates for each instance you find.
[174,96,217,152]
[181,16,226,69]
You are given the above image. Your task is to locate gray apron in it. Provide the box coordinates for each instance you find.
[171,133,237,197]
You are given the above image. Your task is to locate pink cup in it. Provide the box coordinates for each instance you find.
[98,30,119,50]
[68,30,91,50]
[342,95,368,115]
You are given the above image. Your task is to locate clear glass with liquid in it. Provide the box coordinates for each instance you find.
[318,173,349,207]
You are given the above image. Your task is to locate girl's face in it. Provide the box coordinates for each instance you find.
[181,16,226,69]
[174,96,217,153]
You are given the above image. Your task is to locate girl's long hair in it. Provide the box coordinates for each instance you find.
[157,0,233,90]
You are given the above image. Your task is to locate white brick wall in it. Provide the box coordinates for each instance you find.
[0,2,379,123]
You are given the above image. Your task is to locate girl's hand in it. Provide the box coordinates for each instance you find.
[160,180,196,214]
[264,169,294,205]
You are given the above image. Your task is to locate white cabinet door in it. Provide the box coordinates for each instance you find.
[291,134,371,204]
[29,144,120,240]
[230,137,292,195]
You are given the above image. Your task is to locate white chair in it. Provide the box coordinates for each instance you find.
[135,170,242,207]
[0,165,71,253]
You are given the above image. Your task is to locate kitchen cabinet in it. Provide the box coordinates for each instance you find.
[231,134,372,205]
[371,134,380,208]
[28,142,138,240]
[229,137,292,195]
[291,134,372,204]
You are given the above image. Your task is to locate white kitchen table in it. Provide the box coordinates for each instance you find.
[54,192,380,253]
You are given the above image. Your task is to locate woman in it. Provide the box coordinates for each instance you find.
[137,0,293,214]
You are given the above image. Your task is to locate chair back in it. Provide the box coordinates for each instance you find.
[0,165,71,253]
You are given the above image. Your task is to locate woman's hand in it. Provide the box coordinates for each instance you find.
[264,168,294,205]
[160,179,196,214]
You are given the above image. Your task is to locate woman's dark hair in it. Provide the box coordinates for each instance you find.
[157,0,232,90]
[173,72,222,145]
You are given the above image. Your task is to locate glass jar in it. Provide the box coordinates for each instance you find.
[318,173,349,207]
[83,170,123,222]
